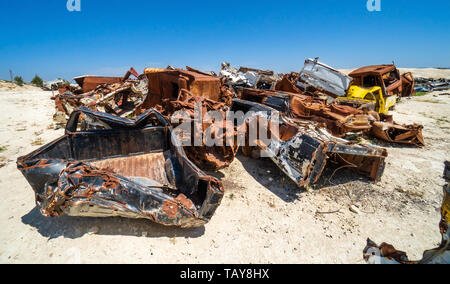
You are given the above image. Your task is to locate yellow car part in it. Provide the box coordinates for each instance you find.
[341,86,396,114]
[443,185,450,224]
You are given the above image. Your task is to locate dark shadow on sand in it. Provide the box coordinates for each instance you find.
[22,207,205,240]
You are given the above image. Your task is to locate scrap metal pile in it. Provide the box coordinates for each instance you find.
[273,59,424,146]
[220,62,281,92]
[230,99,387,188]
[415,77,450,93]
[18,58,428,228]
[52,68,148,125]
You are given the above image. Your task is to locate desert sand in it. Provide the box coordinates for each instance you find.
[0,69,449,264]
[0,80,43,92]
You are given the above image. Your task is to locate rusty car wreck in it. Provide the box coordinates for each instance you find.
[349,64,415,98]
[17,107,224,228]
[269,59,425,147]
[239,87,425,147]
[231,99,387,188]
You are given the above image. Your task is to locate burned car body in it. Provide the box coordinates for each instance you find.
[349,65,415,97]
[371,121,425,147]
[231,99,387,188]
[17,107,224,228]
[139,68,225,111]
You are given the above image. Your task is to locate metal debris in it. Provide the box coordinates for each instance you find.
[414,77,450,92]
[17,107,224,228]
[18,59,435,230]
[138,67,235,113]
[155,89,239,171]
[231,99,387,188]
[134,67,238,170]
[241,88,375,137]
[275,72,303,94]
[244,71,426,147]
[42,79,68,91]
[371,122,425,147]
[73,67,139,93]
[285,59,400,116]
[52,68,148,125]
[220,62,280,92]
[240,88,425,147]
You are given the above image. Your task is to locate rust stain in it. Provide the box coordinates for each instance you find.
[162,199,179,219]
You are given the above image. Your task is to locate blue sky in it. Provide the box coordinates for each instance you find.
[1,0,449,82]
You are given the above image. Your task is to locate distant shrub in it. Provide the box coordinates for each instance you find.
[31,75,44,87]
[415,91,428,97]
[14,76,25,85]
[57,78,71,85]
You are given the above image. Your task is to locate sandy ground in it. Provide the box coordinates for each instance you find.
[0,80,43,92]
[0,74,449,264]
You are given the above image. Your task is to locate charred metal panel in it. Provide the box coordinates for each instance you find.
[275,72,303,94]
[74,76,123,93]
[297,58,353,98]
[141,69,222,110]
[73,68,139,93]
[240,88,291,113]
[155,89,238,171]
[371,122,425,147]
[268,133,328,187]
[17,107,224,228]
[401,72,415,97]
